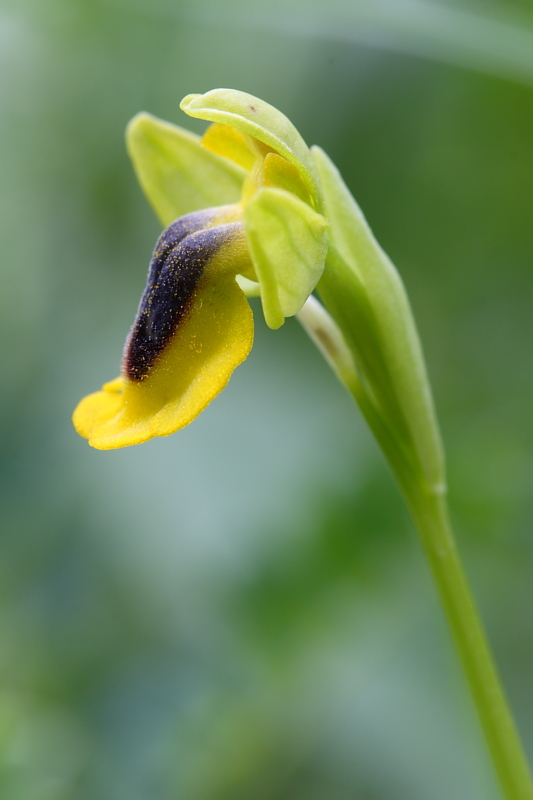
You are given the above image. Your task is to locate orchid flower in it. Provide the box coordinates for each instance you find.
[73,90,327,450]
[72,90,533,800]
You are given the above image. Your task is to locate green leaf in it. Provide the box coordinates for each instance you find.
[244,187,327,329]
[312,145,445,490]
[180,89,321,210]
[126,112,246,226]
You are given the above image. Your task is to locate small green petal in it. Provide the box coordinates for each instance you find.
[180,89,321,210]
[127,112,246,226]
[245,187,327,330]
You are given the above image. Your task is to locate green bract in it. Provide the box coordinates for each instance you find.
[311,146,445,493]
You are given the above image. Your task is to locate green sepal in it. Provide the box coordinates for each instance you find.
[312,145,445,490]
[126,112,246,226]
[180,89,321,211]
[244,187,327,330]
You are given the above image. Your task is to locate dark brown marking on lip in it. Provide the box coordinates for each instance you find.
[123,211,236,382]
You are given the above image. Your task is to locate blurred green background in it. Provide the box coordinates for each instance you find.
[1,0,533,797]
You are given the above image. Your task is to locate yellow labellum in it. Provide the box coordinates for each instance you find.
[73,272,253,449]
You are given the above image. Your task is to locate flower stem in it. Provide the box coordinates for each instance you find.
[298,296,533,797]
[405,484,533,800]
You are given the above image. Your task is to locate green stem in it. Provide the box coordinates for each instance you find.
[298,295,533,798]
[405,484,533,800]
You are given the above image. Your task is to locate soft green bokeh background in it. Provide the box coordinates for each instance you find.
[1,0,532,797]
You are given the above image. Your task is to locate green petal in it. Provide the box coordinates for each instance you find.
[127,112,246,226]
[180,89,321,210]
[312,145,445,488]
[245,187,327,330]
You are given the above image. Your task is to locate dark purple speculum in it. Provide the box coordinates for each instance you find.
[123,210,235,381]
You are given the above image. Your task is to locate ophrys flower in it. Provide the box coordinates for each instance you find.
[73,89,327,449]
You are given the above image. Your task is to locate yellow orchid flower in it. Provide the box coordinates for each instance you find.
[73,89,327,449]
[72,87,443,501]
[72,90,533,800]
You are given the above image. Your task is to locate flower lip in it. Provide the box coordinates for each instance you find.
[123,208,244,382]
